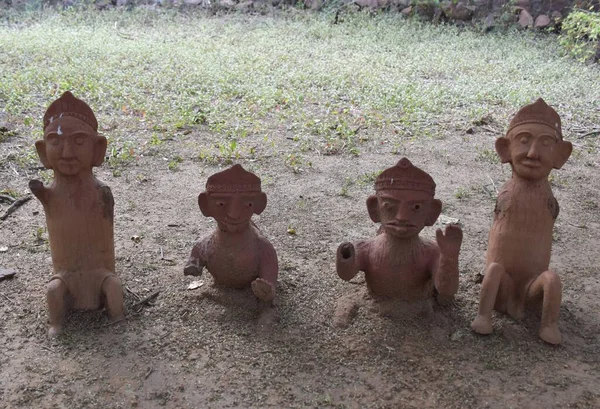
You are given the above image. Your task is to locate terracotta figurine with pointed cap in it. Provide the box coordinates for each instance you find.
[30,91,124,336]
[335,158,463,326]
[184,164,278,320]
[471,98,572,345]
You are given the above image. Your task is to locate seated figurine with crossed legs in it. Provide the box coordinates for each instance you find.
[471,98,572,345]
[184,164,278,325]
[335,158,462,327]
[30,91,124,337]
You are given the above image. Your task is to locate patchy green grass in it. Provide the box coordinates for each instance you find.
[1,7,599,164]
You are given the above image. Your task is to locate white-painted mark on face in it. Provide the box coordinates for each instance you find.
[57,125,63,135]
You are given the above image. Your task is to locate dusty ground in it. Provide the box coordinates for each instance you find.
[1,106,599,408]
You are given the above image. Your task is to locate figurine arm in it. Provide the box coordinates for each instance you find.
[28,179,50,205]
[432,224,463,300]
[336,240,368,281]
[184,236,210,276]
[252,237,278,303]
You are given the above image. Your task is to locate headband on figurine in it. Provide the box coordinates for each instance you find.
[506,98,562,140]
[375,158,436,196]
[205,164,262,194]
[43,91,98,132]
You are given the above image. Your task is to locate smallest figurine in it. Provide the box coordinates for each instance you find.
[184,165,278,322]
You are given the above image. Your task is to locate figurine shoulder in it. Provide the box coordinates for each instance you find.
[493,190,511,216]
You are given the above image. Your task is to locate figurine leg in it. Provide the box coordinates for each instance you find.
[251,278,276,303]
[471,263,506,335]
[47,279,68,337]
[102,275,125,321]
[527,270,562,345]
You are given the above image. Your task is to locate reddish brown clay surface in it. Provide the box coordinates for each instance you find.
[471,98,573,345]
[29,91,124,337]
[335,158,463,327]
[184,164,278,324]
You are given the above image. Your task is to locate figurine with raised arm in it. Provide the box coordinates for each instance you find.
[30,91,124,337]
[335,158,463,326]
[471,98,572,345]
[184,164,278,323]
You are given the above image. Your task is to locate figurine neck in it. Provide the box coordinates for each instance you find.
[53,171,95,187]
[510,172,551,189]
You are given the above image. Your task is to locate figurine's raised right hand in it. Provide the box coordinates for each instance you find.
[29,179,48,203]
[338,242,355,260]
[336,242,359,281]
[183,259,203,276]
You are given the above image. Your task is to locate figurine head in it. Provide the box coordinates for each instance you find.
[496,98,572,181]
[198,164,267,233]
[367,158,442,239]
[35,91,107,177]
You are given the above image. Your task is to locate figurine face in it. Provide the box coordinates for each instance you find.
[373,190,440,239]
[38,117,100,176]
[202,192,266,233]
[506,123,561,180]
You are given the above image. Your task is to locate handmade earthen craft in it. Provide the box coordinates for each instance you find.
[30,91,124,336]
[335,158,462,326]
[184,164,278,322]
[471,98,572,345]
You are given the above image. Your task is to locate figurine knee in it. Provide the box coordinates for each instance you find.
[102,275,124,320]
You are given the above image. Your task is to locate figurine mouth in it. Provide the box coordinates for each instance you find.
[385,222,417,233]
[59,159,79,165]
[520,159,542,168]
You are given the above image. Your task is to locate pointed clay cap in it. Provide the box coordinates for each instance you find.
[205,164,262,193]
[506,98,562,139]
[43,91,98,132]
[375,158,436,196]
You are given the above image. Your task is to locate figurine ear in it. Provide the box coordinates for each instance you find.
[92,135,108,167]
[366,195,380,223]
[198,192,211,217]
[253,192,267,215]
[35,140,52,169]
[553,140,572,169]
[495,137,511,163]
[425,199,442,226]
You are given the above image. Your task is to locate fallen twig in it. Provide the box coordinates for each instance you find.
[1,293,14,303]
[131,290,160,310]
[487,174,498,194]
[0,195,16,204]
[144,367,154,379]
[126,286,141,300]
[0,195,32,221]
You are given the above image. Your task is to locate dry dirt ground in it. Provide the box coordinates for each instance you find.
[1,113,599,408]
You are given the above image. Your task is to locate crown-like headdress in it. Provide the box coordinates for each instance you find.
[506,98,562,139]
[43,91,98,132]
[375,158,436,196]
[206,164,262,193]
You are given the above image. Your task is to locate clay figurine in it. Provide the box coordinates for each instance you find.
[335,158,463,326]
[471,99,572,345]
[30,91,124,336]
[184,164,278,323]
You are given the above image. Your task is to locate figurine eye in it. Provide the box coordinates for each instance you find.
[247,202,253,208]
[542,137,553,147]
[520,135,530,144]
[74,136,84,145]
[217,202,225,207]
[47,135,59,146]
[413,204,421,211]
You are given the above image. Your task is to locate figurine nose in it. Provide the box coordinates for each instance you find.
[526,140,541,159]
[61,139,75,158]
[395,204,411,222]
[227,198,242,219]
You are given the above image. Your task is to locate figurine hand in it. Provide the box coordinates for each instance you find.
[436,224,462,258]
[337,242,355,261]
[183,260,203,276]
[251,278,275,302]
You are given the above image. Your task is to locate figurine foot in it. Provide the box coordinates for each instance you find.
[48,325,62,338]
[539,325,562,345]
[471,315,493,335]
[251,278,275,303]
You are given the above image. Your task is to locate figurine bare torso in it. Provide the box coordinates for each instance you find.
[37,178,115,310]
[195,225,263,288]
[487,179,557,310]
[355,235,438,300]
